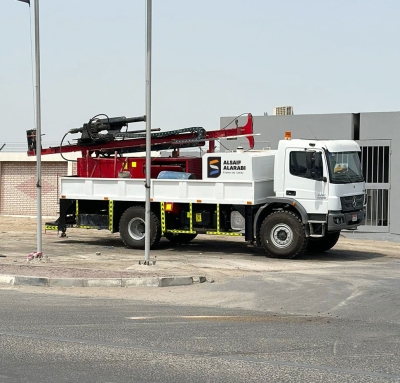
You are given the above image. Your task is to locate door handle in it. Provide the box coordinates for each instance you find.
[286,190,296,196]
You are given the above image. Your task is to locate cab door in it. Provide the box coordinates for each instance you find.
[284,149,329,214]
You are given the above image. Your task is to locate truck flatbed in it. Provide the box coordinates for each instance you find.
[60,177,274,205]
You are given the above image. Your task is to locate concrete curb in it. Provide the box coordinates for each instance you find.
[0,274,208,288]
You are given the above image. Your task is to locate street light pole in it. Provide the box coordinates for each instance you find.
[144,0,152,264]
[34,0,43,256]
[18,0,43,256]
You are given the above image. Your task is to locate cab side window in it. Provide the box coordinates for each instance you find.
[290,151,309,178]
[290,151,323,179]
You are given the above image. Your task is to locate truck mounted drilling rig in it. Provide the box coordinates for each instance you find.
[27,113,366,258]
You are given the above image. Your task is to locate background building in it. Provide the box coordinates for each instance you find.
[0,152,78,216]
[221,110,399,235]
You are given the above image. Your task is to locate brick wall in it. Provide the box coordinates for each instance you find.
[0,162,68,216]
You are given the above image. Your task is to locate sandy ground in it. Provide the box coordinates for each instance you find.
[0,215,399,281]
[1,215,399,309]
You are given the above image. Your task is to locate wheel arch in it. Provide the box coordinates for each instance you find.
[254,198,308,246]
[119,204,161,249]
[112,201,161,233]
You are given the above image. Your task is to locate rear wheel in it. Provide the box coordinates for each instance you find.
[259,210,307,259]
[307,231,341,253]
[165,233,198,244]
[119,206,161,249]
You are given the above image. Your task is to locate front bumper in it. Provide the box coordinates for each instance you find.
[327,209,365,231]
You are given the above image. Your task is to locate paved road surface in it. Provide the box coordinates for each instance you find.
[1,277,399,383]
[1,218,400,382]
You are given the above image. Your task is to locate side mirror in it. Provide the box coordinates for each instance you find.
[306,151,325,180]
[305,151,315,169]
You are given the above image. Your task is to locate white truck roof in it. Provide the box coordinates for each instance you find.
[278,139,360,152]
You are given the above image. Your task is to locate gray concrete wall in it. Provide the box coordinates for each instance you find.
[220,113,354,151]
[359,112,400,234]
[220,111,400,235]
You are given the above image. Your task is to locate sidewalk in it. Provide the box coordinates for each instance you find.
[342,230,400,243]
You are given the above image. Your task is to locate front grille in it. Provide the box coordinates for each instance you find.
[340,194,364,212]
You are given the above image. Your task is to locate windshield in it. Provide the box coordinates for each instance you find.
[326,151,364,184]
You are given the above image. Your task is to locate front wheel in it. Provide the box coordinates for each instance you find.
[259,211,307,259]
[119,206,161,249]
[307,231,341,253]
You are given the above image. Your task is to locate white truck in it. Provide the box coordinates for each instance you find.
[48,121,366,259]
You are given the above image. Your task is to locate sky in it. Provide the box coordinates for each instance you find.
[1,0,400,147]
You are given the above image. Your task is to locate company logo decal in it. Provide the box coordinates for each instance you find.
[223,159,245,171]
[207,157,221,178]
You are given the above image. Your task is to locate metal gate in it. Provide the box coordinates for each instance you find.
[357,140,391,232]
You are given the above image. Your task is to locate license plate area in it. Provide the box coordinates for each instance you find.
[352,214,357,222]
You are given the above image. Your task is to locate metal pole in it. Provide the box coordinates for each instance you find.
[144,0,152,264]
[34,0,43,256]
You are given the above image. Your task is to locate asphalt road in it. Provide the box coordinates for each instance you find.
[0,286,399,383]
[1,219,400,382]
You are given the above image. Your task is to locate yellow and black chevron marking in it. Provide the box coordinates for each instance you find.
[45,225,58,231]
[189,203,193,232]
[109,200,114,232]
[216,203,220,232]
[160,202,166,235]
[160,202,242,237]
[161,202,197,235]
[75,200,80,226]
[166,229,195,234]
[206,204,242,236]
[206,231,242,236]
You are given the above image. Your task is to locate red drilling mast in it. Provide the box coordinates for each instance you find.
[27,114,254,156]
[26,113,254,179]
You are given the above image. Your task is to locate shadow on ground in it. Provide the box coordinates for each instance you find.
[52,235,385,262]
[298,249,385,261]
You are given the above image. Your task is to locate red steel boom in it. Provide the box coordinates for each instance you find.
[27,113,254,157]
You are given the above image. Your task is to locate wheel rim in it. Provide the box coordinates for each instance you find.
[270,223,293,248]
[128,217,146,240]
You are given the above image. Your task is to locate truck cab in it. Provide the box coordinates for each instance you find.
[255,137,366,257]
[274,138,365,229]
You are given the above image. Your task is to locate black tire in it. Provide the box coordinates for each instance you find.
[119,206,161,249]
[165,233,197,244]
[259,210,307,259]
[307,231,341,253]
